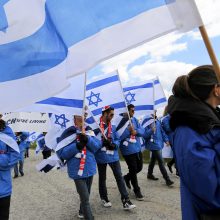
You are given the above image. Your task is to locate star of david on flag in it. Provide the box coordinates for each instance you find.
[86,91,102,107]
[54,114,70,128]
[125,91,136,104]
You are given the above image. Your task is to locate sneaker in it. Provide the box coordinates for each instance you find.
[167,163,173,173]
[20,172,24,176]
[122,199,136,210]
[13,175,18,179]
[124,175,131,189]
[147,174,159,181]
[78,211,84,219]
[101,199,112,207]
[135,191,144,201]
[166,179,174,186]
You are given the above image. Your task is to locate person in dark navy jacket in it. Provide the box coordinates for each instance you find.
[94,106,136,210]
[0,119,20,220]
[168,65,220,220]
[57,115,101,220]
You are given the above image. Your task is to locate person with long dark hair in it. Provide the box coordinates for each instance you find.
[168,65,220,220]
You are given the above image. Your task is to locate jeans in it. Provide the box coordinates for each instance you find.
[97,161,128,201]
[0,196,11,220]
[74,177,94,220]
[148,150,169,180]
[14,160,24,176]
[123,151,143,193]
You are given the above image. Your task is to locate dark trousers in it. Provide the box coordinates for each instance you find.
[123,151,143,193]
[14,160,24,176]
[74,177,94,220]
[148,150,169,180]
[97,161,128,201]
[42,150,51,159]
[0,196,11,220]
[24,148,29,158]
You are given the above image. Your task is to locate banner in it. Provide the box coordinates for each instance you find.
[3,112,49,132]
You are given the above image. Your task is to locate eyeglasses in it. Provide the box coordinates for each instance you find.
[130,109,135,113]
[109,113,114,117]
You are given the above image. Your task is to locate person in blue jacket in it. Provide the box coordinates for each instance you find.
[56,115,101,220]
[94,106,136,210]
[120,104,145,200]
[167,65,220,220]
[14,132,29,178]
[0,119,20,220]
[143,111,174,186]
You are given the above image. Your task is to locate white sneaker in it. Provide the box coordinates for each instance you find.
[123,199,136,210]
[101,199,112,207]
[78,211,84,219]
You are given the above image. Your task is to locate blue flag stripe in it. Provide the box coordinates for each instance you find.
[91,101,126,116]
[0,11,67,82]
[86,75,119,90]
[46,0,171,47]
[37,97,83,108]
[154,97,167,105]
[123,80,159,92]
[135,105,154,111]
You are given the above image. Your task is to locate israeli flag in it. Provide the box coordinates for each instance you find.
[123,77,167,117]
[141,116,155,129]
[28,132,42,142]
[86,71,127,122]
[45,113,73,150]
[1,0,202,112]
[0,0,69,112]
[19,73,85,115]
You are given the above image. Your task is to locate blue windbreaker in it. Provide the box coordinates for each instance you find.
[0,126,20,198]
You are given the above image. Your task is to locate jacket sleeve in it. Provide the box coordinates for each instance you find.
[134,118,145,137]
[0,147,20,171]
[160,124,169,143]
[86,136,102,153]
[175,128,220,209]
[112,127,120,149]
[57,142,80,161]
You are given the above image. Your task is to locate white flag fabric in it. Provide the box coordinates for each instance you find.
[123,77,167,117]
[86,71,127,122]
[45,113,73,150]
[18,73,85,115]
[28,132,42,142]
[1,0,202,112]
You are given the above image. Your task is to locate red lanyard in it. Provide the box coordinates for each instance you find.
[100,116,112,139]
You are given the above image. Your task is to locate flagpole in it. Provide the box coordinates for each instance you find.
[152,79,156,131]
[82,72,87,133]
[199,25,220,81]
[117,70,133,126]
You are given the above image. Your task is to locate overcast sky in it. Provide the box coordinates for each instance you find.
[88,0,220,103]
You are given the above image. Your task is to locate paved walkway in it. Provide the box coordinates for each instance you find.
[10,150,181,220]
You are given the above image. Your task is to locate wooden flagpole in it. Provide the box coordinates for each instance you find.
[199,25,220,81]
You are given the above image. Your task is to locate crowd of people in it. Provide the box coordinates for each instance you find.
[1,65,220,220]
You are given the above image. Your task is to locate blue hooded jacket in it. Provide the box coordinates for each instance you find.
[94,124,120,164]
[144,119,169,151]
[172,126,220,220]
[0,126,20,198]
[120,117,145,156]
[57,126,101,180]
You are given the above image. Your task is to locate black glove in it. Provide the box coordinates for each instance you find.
[78,133,88,145]
[102,138,111,147]
[76,142,85,151]
[107,143,116,151]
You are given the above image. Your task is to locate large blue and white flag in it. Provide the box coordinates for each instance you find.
[123,77,167,117]
[0,0,69,112]
[86,71,127,122]
[1,0,202,111]
[19,73,85,115]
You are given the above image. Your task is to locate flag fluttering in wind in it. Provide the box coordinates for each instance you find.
[0,0,202,112]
